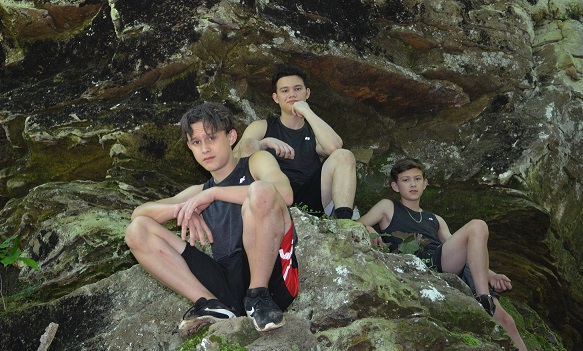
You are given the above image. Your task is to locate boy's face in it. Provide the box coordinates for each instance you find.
[391,168,428,201]
[272,75,310,113]
[186,121,236,173]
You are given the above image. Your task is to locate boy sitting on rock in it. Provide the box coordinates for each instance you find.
[357,158,527,351]
[125,103,298,336]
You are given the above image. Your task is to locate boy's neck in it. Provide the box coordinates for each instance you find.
[279,112,305,130]
[211,155,238,184]
[400,198,422,212]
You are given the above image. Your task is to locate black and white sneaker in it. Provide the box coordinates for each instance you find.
[178,297,236,338]
[475,294,496,317]
[244,287,285,332]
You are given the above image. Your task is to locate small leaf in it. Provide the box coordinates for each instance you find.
[1,255,17,266]
[0,235,18,249]
[19,257,40,270]
[399,235,420,255]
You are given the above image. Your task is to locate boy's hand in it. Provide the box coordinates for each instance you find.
[291,100,311,118]
[370,237,386,248]
[183,213,213,246]
[262,137,295,159]
[489,273,512,292]
[175,191,214,246]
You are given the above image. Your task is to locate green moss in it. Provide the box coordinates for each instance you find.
[175,326,210,351]
[209,335,247,351]
[176,333,247,351]
[500,297,567,351]
[462,334,480,346]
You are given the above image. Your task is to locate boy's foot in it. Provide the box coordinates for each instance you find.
[475,294,496,316]
[178,297,236,338]
[244,287,285,332]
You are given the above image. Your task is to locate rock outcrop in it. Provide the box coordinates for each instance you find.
[0,208,560,350]
[1,0,582,349]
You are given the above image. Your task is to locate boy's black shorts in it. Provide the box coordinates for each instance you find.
[416,245,444,273]
[292,167,324,216]
[181,222,298,316]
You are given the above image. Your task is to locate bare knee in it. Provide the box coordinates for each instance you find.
[329,148,356,167]
[244,181,280,214]
[468,219,489,241]
[125,216,149,249]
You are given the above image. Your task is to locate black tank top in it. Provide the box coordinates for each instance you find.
[202,157,254,261]
[382,201,441,252]
[264,117,322,189]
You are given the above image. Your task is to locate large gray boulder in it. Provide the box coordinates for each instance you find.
[0,208,560,350]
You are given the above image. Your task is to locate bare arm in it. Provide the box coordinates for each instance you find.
[233,120,268,158]
[292,101,343,157]
[235,119,298,160]
[174,183,252,246]
[131,184,204,223]
[132,184,214,247]
[357,199,395,247]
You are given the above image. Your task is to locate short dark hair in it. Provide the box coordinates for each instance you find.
[390,158,426,182]
[180,102,235,140]
[271,64,308,93]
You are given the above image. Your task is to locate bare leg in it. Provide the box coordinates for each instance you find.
[125,216,214,302]
[441,219,490,295]
[493,299,528,351]
[241,181,291,289]
[320,148,356,210]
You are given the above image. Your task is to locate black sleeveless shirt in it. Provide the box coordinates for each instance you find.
[264,117,322,189]
[202,157,254,261]
[382,201,441,253]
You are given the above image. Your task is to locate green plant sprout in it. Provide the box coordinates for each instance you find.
[1,235,39,270]
[1,235,39,310]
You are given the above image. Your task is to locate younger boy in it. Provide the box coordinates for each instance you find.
[357,158,527,351]
[125,102,298,336]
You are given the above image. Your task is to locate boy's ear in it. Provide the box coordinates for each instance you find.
[272,92,279,104]
[391,181,399,193]
[228,129,237,145]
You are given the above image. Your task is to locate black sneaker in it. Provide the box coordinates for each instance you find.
[244,287,285,332]
[475,294,496,316]
[178,297,236,338]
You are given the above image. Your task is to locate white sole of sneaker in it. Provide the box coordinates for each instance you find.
[251,317,286,332]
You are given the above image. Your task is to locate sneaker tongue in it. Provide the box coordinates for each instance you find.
[194,297,208,307]
[248,287,269,297]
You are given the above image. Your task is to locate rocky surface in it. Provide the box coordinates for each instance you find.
[0,209,559,350]
[1,0,582,350]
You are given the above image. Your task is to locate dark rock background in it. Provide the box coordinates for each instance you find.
[1,0,582,350]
